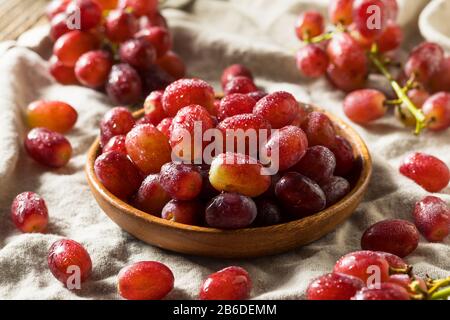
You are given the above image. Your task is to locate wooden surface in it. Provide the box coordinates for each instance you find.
[85,107,373,259]
[0,0,48,41]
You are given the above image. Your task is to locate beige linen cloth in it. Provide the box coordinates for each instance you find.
[0,0,448,299]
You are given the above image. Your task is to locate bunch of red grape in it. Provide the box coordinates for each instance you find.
[47,0,186,105]
[93,64,357,230]
[307,250,450,300]
[294,0,450,134]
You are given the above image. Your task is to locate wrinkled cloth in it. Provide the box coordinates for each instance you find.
[0,0,448,300]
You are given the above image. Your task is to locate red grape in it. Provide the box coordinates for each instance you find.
[135,26,172,58]
[75,50,113,88]
[198,165,219,200]
[295,10,325,41]
[103,135,127,154]
[141,11,168,29]
[327,32,367,71]
[361,219,419,257]
[11,192,48,233]
[209,153,271,198]
[25,128,72,168]
[217,113,272,156]
[293,146,337,184]
[48,239,92,287]
[352,283,410,300]
[169,105,214,162]
[408,88,430,108]
[376,22,403,53]
[413,196,449,242]
[143,90,166,125]
[53,30,100,67]
[326,63,367,92]
[133,174,171,215]
[329,0,354,26]
[50,13,71,41]
[96,0,118,10]
[223,76,258,95]
[330,136,355,176]
[139,65,174,95]
[422,92,450,131]
[106,63,143,105]
[377,252,408,270]
[254,199,282,227]
[49,55,79,85]
[26,100,77,133]
[100,107,135,148]
[161,200,202,225]
[46,0,71,20]
[429,57,450,93]
[119,0,158,17]
[221,64,253,88]
[320,176,351,205]
[118,261,174,300]
[388,274,427,295]
[162,78,216,117]
[247,90,267,102]
[105,9,139,43]
[404,42,445,84]
[296,44,329,78]
[200,267,252,300]
[344,89,387,124]
[382,0,399,22]
[126,124,172,174]
[94,151,143,199]
[65,0,102,31]
[253,91,298,129]
[159,163,203,201]
[399,152,449,193]
[260,125,308,172]
[352,0,387,40]
[156,51,186,79]
[334,250,390,283]
[119,38,157,70]
[300,111,336,148]
[156,117,173,138]
[275,172,326,217]
[217,93,256,121]
[307,273,365,300]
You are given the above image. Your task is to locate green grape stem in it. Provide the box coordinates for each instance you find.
[369,52,426,134]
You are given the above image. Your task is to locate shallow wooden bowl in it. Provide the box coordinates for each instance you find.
[86,106,372,259]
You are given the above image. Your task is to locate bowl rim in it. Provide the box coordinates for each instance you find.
[86,106,372,235]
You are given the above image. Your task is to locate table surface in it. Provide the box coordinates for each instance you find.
[0,0,48,41]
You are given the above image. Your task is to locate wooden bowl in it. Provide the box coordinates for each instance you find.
[86,107,372,259]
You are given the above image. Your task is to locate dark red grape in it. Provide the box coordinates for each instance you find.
[135,26,172,58]
[293,146,336,184]
[119,38,157,70]
[300,111,336,148]
[205,193,257,229]
[429,57,450,93]
[133,174,171,215]
[275,172,326,217]
[139,65,174,96]
[307,273,365,300]
[106,63,143,105]
[413,196,449,243]
[361,219,419,257]
[320,176,351,205]
[254,199,282,227]
[329,136,355,177]
[161,200,202,225]
[100,107,135,148]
